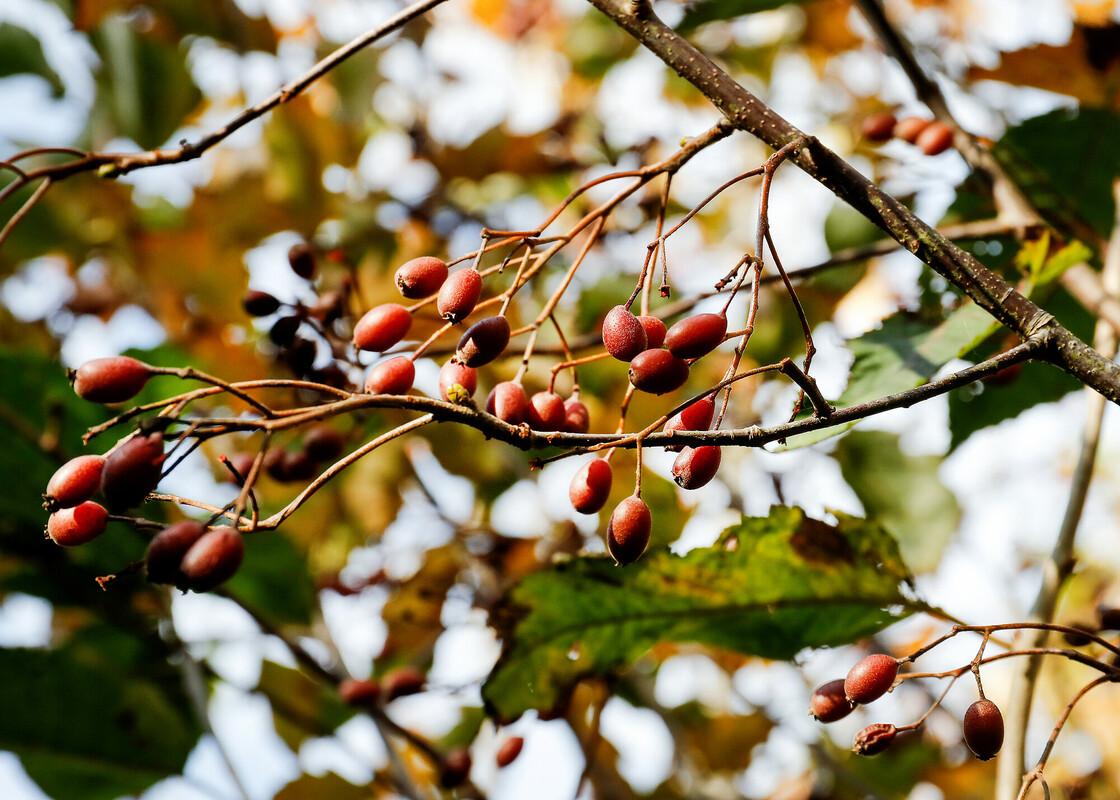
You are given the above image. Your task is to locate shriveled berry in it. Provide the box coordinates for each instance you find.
[180,527,244,591]
[844,654,899,705]
[439,360,478,401]
[365,356,415,395]
[45,455,105,510]
[303,425,345,462]
[963,698,1004,761]
[861,111,897,142]
[456,316,510,367]
[437,269,483,323]
[242,290,281,317]
[288,242,316,280]
[527,392,565,431]
[382,666,425,701]
[46,501,108,546]
[72,356,152,404]
[101,433,165,510]
[665,313,727,360]
[145,520,207,584]
[353,304,412,352]
[269,315,301,348]
[853,723,897,756]
[893,115,931,143]
[563,398,590,434]
[917,121,954,156]
[282,450,318,481]
[672,446,721,490]
[607,496,651,565]
[601,305,647,362]
[569,458,613,514]
[440,748,472,788]
[496,737,524,768]
[810,679,855,723]
[628,349,689,394]
[339,678,381,707]
[395,256,449,299]
[486,382,529,424]
[1097,605,1120,631]
[637,315,667,349]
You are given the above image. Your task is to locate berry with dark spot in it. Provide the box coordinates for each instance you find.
[395,256,449,299]
[672,446,721,489]
[437,269,483,323]
[456,316,510,367]
[810,679,855,723]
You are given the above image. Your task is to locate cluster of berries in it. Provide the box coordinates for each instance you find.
[861,112,955,156]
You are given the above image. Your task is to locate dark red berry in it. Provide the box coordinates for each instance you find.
[893,116,931,143]
[382,666,425,701]
[242,290,281,316]
[665,313,727,360]
[486,382,529,424]
[437,269,482,323]
[563,398,590,434]
[569,459,612,514]
[527,392,565,431]
[456,316,510,367]
[917,121,954,156]
[1062,625,1095,647]
[662,397,715,451]
[353,304,412,352]
[303,425,345,462]
[100,433,165,510]
[440,748,472,788]
[395,256,449,299]
[282,450,318,481]
[628,349,689,395]
[145,520,207,584]
[963,698,1004,761]
[263,449,289,482]
[46,501,108,546]
[439,360,478,401]
[72,356,152,403]
[844,654,899,705]
[285,337,317,374]
[339,678,381,707]
[861,111,897,142]
[601,305,647,362]
[607,496,651,565]
[637,315,667,349]
[1097,605,1120,631]
[288,242,316,280]
[180,527,244,591]
[672,446,721,490]
[365,356,416,395]
[45,455,105,510]
[496,736,524,768]
[853,723,897,756]
[269,315,301,348]
[810,679,855,723]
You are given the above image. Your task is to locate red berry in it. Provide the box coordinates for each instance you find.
[289,242,316,280]
[365,356,416,395]
[861,111,897,142]
[607,496,651,565]
[569,459,613,514]
[917,121,954,156]
[353,304,412,352]
[496,736,524,768]
[844,654,899,705]
[963,698,1004,761]
[395,256,449,299]
[180,526,244,591]
[672,445,721,490]
[263,449,289,482]
[486,382,529,424]
[72,356,152,403]
[439,360,478,401]
[437,269,483,323]
[601,305,647,362]
[663,397,715,451]
[893,115,931,143]
[242,290,281,316]
[339,678,381,707]
[382,666,425,701]
[628,349,689,394]
[810,679,855,723]
[46,501,108,546]
[440,748,472,788]
[456,316,510,367]
[665,313,727,360]
[637,315,667,349]
[853,723,897,756]
[303,425,345,462]
[100,433,165,510]
[282,450,318,481]
[527,392,565,431]
[145,520,207,584]
[563,398,590,433]
[44,455,105,510]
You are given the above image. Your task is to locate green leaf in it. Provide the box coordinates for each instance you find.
[226,532,317,626]
[257,661,353,749]
[679,0,811,32]
[483,506,915,722]
[0,24,64,96]
[834,431,960,573]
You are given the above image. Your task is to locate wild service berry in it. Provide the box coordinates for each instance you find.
[440,748,472,788]
[853,723,897,756]
[180,526,244,592]
[665,313,727,360]
[844,654,899,705]
[663,396,715,451]
[101,432,165,510]
[527,392,565,431]
[861,111,897,142]
[563,398,590,434]
[607,496,651,565]
[439,360,478,401]
[810,679,855,723]
[46,501,108,547]
[437,268,483,323]
[269,315,301,347]
[456,316,510,367]
[486,382,529,424]
[287,338,316,374]
[569,458,613,514]
[309,290,345,324]
[72,356,153,403]
[44,455,106,510]
[365,356,415,395]
[601,305,647,362]
[263,449,289,482]
[1062,625,1095,647]
[963,698,1004,761]
[282,450,317,481]
[496,737,524,768]
[288,242,316,280]
[339,678,381,707]
[637,315,667,349]
[303,425,345,462]
[395,256,449,299]
[1097,605,1120,631]
[145,520,207,585]
[893,116,931,143]
[672,446,722,490]
[353,304,412,352]
[382,666,425,701]
[916,121,953,156]
[242,290,281,317]
[628,349,689,395]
